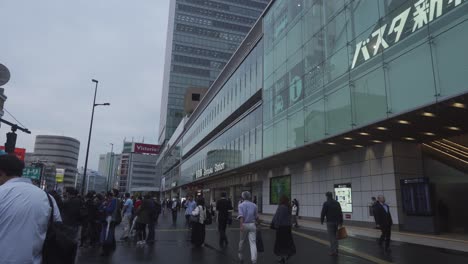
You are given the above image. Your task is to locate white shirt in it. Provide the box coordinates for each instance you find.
[191,205,207,224]
[0,177,62,264]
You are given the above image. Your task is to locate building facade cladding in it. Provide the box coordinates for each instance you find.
[158,0,270,144]
[161,0,468,229]
[33,135,80,187]
[120,153,159,192]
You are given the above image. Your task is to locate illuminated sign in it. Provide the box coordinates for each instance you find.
[351,0,465,69]
[334,183,352,213]
[195,162,226,179]
[133,143,161,155]
[23,167,41,180]
[56,168,65,183]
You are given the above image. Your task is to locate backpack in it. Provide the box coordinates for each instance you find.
[204,207,212,225]
[42,192,79,264]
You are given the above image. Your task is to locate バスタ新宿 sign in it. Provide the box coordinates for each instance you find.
[351,0,465,69]
[23,167,41,180]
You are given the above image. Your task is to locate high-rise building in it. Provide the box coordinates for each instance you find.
[98,152,121,191]
[158,0,270,144]
[117,142,161,193]
[33,135,80,188]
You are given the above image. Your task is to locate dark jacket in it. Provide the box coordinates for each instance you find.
[216,198,233,221]
[137,198,156,224]
[320,199,343,225]
[374,202,393,227]
[272,204,292,227]
[62,197,82,227]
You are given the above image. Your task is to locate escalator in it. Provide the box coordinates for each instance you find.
[422,139,468,172]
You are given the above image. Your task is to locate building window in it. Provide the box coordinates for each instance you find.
[192,93,201,101]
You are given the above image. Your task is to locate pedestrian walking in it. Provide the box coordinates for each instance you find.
[271,195,296,263]
[81,192,100,247]
[238,191,259,264]
[136,194,153,245]
[0,155,63,264]
[374,195,393,253]
[62,187,83,262]
[171,197,180,225]
[100,189,120,256]
[216,192,233,248]
[120,193,134,240]
[191,197,207,247]
[147,197,161,243]
[292,198,299,228]
[320,191,343,256]
[185,195,197,228]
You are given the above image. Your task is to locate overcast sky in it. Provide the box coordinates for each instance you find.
[0,0,170,169]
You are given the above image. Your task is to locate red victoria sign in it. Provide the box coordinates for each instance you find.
[133,143,160,155]
[0,146,26,161]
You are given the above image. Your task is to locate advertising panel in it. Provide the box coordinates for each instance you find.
[270,175,291,205]
[334,183,353,213]
[55,168,65,183]
[0,146,26,161]
[133,143,161,155]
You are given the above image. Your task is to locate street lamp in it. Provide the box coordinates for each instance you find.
[81,79,110,196]
[106,143,114,191]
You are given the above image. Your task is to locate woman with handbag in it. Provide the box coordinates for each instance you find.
[191,197,207,247]
[271,195,296,264]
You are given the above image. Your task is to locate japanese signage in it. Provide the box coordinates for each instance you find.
[55,168,65,183]
[22,167,41,180]
[351,0,466,69]
[133,143,161,155]
[195,162,226,179]
[334,183,352,213]
[0,146,26,161]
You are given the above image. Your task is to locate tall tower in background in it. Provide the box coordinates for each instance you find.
[158,0,270,144]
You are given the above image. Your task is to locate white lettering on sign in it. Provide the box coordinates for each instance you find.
[203,168,214,176]
[214,162,226,172]
[351,0,465,69]
[196,169,203,178]
[195,162,226,179]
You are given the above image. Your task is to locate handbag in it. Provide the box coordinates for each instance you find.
[336,226,348,240]
[190,214,200,223]
[256,229,264,252]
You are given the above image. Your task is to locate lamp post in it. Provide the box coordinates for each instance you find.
[107,143,114,191]
[81,79,110,196]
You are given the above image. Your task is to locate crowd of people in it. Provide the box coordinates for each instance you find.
[0,154,395,264]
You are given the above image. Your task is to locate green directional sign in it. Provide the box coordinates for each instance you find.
[23,167,41,180]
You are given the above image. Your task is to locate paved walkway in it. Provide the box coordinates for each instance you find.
[255,213,468,253]
[76,211,468,264]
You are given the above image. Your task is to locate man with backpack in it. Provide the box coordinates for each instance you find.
[100,189,121,256]
[0,154,62,264]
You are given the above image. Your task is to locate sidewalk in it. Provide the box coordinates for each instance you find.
[257,213,468,253]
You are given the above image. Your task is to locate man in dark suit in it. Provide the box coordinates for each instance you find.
[216,192,233,248]
[374,195,393,252]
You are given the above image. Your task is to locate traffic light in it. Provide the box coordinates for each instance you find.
[5,132,17,153]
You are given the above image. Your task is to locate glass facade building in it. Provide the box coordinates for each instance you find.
[263,0,468,157]
[158,0,270,144]
[159,0,468,232]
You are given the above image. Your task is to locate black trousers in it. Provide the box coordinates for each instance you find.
[172,210,178,224]
[147,221,155,242]
[379,225,391,249]
[218,219,228,245]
